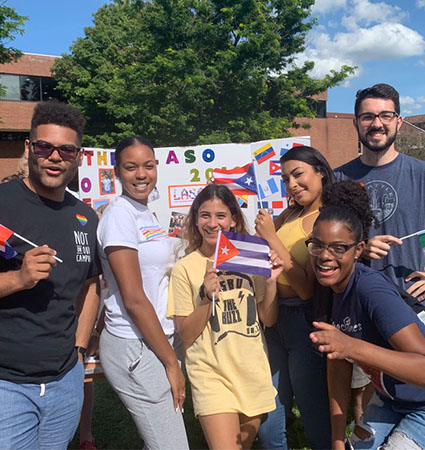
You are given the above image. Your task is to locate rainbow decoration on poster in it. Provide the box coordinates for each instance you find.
[140,225,168,241]
[76,214,88,226]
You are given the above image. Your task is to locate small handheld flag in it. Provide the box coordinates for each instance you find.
[0,223,63,263]
[213,231,271,278]
[0,225,17,260]
[253,143,276,165]
[400,229,425,242]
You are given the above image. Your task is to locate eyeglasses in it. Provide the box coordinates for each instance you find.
[30,140,82,161]
[305,239,358,259]
[357,111,398,126]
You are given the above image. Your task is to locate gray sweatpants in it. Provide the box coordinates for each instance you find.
[99,329,189,450]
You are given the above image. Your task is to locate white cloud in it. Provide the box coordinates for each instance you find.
[416,0,425,8]
[298,21,425,78]
[417,59,425,66]
[311,0,346,14]
[400,96,425,115]
[341,0,407,31]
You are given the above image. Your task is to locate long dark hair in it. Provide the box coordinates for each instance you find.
[280,146,335,209]
[183,184,248,255]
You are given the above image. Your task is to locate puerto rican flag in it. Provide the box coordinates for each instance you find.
[214,231,271,277]
[213,163,258,196]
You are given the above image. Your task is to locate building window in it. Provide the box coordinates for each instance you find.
[0,73,61,102]
[316,100,327,118]
[20,75,41,101]
[0,74,20,100]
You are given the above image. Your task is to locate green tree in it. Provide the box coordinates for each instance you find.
[0,4,27,95]
[53,0,354,147]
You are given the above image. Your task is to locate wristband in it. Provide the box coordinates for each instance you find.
[199,284,213,302]
[75,346,87,357]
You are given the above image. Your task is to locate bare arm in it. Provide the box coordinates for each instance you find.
[175,267,218,346]
[0,245,57,298]
[327,358,353,450]
[75,276,100,353]
[255,209,315,299]
[257,251,283,327]
[311,321,425,388]
[107,246,185,410]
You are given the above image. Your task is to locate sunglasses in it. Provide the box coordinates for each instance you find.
[30,140,82,161]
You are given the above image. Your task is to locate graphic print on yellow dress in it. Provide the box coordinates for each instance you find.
[167,249,276,417]
[275,209,318,286]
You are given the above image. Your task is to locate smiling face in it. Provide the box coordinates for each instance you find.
[310,220,364,293]
[354,98,402,154]
[281,159,324,210]
[196,198,236,256]
[25,124,82,202]
[115,143,157,205]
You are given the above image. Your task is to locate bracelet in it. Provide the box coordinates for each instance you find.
[92,328,101,338]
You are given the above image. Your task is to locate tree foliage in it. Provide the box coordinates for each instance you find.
[0,4,26,64]
[0,4,27,97]
[53,0,354,147]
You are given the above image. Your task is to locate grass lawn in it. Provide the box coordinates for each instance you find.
[69,380,312,449]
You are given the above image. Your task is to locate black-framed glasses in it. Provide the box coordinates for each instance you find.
[356,111,398,125]
[30,140,82,161]
[305,238,358,259]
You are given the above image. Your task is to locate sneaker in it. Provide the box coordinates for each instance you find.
[80,440,97,450]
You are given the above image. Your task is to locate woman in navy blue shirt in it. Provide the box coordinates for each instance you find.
[308,180,425,450]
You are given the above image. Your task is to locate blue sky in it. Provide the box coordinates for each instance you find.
[4,0,425,116]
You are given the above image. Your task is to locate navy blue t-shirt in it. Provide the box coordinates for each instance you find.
[334,153,425,291]
[332,263,425,408]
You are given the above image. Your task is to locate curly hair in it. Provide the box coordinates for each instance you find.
[355,83,400,116]
[30,100,86,145]
[315,180,378,241]
[183,184,248,255]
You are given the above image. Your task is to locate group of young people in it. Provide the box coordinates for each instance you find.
[1,84,425,450]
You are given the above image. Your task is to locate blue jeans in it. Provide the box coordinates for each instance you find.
[0,361,84,450]
[353,393,425,449]
[258,302,331,449]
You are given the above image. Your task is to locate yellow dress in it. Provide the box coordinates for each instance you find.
[167,250,276,417]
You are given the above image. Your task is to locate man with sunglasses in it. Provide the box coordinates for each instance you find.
[0,101,101,449]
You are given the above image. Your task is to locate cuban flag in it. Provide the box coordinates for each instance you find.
[214,231,271,277]
[0,224,17,260]
[253,143,276,165]
[213,163,258,196]
[269,160,281,176]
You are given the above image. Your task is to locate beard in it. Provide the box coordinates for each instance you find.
[358,126,398,153]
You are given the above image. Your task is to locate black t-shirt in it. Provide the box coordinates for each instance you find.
[0,179,101,383]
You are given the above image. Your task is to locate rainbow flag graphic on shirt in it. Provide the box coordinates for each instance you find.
[214,231,271,277]
[76,214,88,226]
[253,143,276,165]
[140,225,168,241]
[0,224,18,259]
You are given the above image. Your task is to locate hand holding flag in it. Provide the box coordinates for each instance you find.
[18,245,58,290]
[0,224,63,263]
